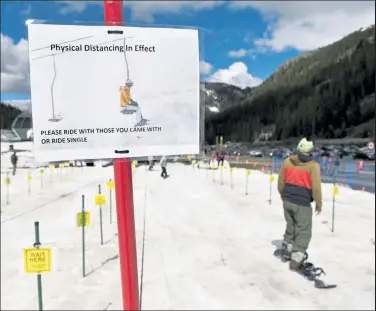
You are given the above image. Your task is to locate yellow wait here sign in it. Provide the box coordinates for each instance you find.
[23,248,52,274]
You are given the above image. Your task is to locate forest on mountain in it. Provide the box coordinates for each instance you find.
[0,103,22,129]
[201,82,253,115]
[205,25,375,144]
[1,27,374,145]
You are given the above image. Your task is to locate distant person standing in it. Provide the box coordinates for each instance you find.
[275,138,322,274]
[210,152,216,169]
[321,157,328,175]
[160,156,168,178]
[216,152,223,167]
[333,157,341,180]
[11,151,18,176]
[148,156,154,171]
[357,160,364,175]
[218,153,225,167]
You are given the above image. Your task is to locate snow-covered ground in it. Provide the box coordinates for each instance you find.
[1,141,110,173]
[1,149,375,310]
[1,141,45,171]
[1,141,34,153]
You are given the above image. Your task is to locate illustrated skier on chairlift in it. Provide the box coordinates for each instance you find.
[119,38,149,127]
[31,35,148,125]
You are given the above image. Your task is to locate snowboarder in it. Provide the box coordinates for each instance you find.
[11,151,18,176]
[276,138,322,272]
[160,156,168,178]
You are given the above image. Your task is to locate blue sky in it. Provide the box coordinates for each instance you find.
[1,1,374,100]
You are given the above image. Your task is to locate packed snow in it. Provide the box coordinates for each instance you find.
[1,142,43,170]
[1,145,375,310]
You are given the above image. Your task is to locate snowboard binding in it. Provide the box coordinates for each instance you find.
[274,247,337,289]
[298,253,325,280]
[295,253,336,289]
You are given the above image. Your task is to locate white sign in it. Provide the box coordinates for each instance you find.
[368,142,374,150]
[28,23,200,162]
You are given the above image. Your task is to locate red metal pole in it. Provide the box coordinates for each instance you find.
[113,159,139,310]
[104,0,124,25]
[103,1,140,310]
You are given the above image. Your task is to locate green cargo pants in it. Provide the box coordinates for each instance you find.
[283,200,312,253]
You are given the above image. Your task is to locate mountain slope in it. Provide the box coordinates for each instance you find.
[205,25,375,143]
[200,82,252,115]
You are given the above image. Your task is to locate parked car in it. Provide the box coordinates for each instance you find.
[249,150,263,157]
[269,148,292,158]
[353,150,375,160]
[319,150,337,158]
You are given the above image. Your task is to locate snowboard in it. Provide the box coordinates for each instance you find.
[274,249,337,289]
[162,175,170,179]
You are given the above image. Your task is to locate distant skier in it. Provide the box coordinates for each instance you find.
[11,151,18,176]
[275,138,322,273]
[148,156,154,171]
[160,156,169,178]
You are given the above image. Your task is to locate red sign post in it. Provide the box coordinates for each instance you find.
[104,1,140,310]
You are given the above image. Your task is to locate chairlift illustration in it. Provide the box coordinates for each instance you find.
[118,37,148,126]
[30,33,147,125]
[31,35,94,122]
